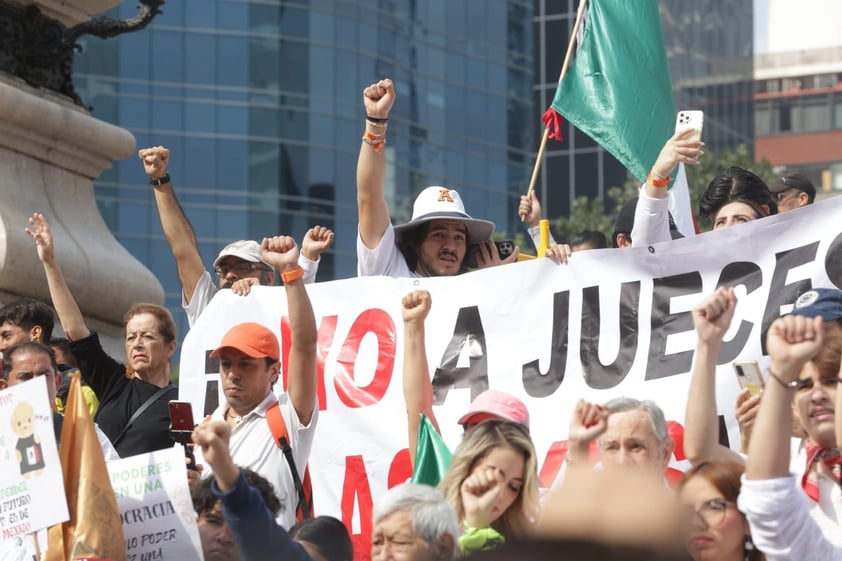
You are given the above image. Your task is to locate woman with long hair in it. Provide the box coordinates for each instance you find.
[438,419,539,554]
[678,461,765,561]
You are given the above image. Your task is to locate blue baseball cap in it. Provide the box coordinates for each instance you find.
[791,288,842,321]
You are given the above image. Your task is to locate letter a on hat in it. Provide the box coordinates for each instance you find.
[437,189,454,202]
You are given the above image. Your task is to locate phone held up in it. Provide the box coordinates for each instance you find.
[464,240,515,269]
[733,360,765,397]
[675,110,704,142]
[168,400,200,470]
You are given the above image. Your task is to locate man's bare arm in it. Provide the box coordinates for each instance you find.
[139,146,206,303]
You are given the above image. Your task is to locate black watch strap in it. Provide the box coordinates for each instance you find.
[149,174,171,186]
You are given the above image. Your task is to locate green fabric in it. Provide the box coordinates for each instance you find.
[459,524,505,554]
[410,414,452,486]
[551,0,675,183]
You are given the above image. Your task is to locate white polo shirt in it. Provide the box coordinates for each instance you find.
[201,391,318,530]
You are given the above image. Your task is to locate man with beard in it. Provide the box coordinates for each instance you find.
[139,146,334,326]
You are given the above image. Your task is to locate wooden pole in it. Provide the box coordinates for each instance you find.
[525,0,590,202]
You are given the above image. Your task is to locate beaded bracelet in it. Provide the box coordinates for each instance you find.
[363,131,386,153]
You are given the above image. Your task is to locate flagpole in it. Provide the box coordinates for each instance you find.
[524,0,590,204]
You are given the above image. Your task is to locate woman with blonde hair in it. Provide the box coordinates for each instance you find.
[438,419,539,554]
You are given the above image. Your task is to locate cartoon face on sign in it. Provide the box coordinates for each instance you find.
[11,401,45,478]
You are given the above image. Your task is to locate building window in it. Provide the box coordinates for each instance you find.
[778,103,791,132]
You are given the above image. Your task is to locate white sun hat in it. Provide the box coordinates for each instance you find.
[393,186,495,245]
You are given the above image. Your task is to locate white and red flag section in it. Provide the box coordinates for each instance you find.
[545,0,697,237]
[179,199,842,560]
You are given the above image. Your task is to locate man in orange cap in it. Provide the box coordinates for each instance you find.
[198,235,318,530]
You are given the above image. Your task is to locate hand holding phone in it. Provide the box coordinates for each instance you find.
[733,361,764,397]
[169,400,196,444]
[675,110,704,142]
[465,240,515,269]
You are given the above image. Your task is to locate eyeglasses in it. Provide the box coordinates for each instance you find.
[214,262,264,278]
[775,188,797,202]
[682,498,732,527]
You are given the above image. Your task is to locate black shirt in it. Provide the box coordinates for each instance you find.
[69,332,177,457]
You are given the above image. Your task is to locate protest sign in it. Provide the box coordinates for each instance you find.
[0,376,68,540]
[106,447,202,561]
[179,196,842,558]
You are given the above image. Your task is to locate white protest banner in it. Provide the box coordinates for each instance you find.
[179,196,842,558]
[0,376,68,540]
[107,447,202,561]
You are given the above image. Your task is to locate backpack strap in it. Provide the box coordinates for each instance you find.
[267,402,313,521]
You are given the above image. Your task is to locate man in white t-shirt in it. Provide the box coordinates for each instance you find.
[138,146,333,326]
[356,78,524,278]
[198,236,318,530]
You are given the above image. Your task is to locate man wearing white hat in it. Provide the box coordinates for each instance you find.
[138,146,335,326]
[356,78,520,277]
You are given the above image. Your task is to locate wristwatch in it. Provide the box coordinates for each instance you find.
[149,174,171,186]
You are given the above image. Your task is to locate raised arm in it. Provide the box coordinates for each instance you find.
[357,79,396,249]
[684,287,744,465]
[261,236,318,425]
[26,213,90,341]
[139,146,206,304]
[746,315,823,480]
[631,129,702,246]
[401,290,438,467]
[566,399,609,464]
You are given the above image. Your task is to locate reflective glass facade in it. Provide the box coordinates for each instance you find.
[74,1,533,342]
[532,0,753,218]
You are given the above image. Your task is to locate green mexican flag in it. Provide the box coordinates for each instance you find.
[550,0,675,183]
[410,414,453,486]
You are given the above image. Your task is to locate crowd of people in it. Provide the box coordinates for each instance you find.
[0,76,839,561]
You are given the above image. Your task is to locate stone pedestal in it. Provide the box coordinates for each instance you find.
[0,73,163,356]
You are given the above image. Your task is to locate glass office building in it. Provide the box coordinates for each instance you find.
[532,0,753,219]
[74,1,533,340]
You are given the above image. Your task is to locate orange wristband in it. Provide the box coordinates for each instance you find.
[362,131,386,153]
[281,267,304,284]
[647,170,670,188]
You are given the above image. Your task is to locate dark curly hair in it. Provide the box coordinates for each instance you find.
[698,167,777,224]
[192,467,283,516]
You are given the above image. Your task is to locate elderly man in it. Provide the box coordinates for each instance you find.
[372,483,459,561]
[138,146,334,326]
[198,235,318,530]
[559,397,675,479]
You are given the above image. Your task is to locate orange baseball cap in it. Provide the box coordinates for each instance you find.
[210,322,280,361]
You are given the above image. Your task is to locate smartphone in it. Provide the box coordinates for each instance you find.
[168,400,196,444]
[733,360,764,397]
[675,110,704,142]
[465,240,515,269]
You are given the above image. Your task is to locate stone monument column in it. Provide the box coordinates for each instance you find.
[0,0,164,355]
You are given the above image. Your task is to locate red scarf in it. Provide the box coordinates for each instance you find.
[801,441,842,502]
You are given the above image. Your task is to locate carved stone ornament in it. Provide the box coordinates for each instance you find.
[0,0,164,106]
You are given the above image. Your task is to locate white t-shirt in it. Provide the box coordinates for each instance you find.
[200,392,318,530]
[183,254,320,327]
[357,223,418,277]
